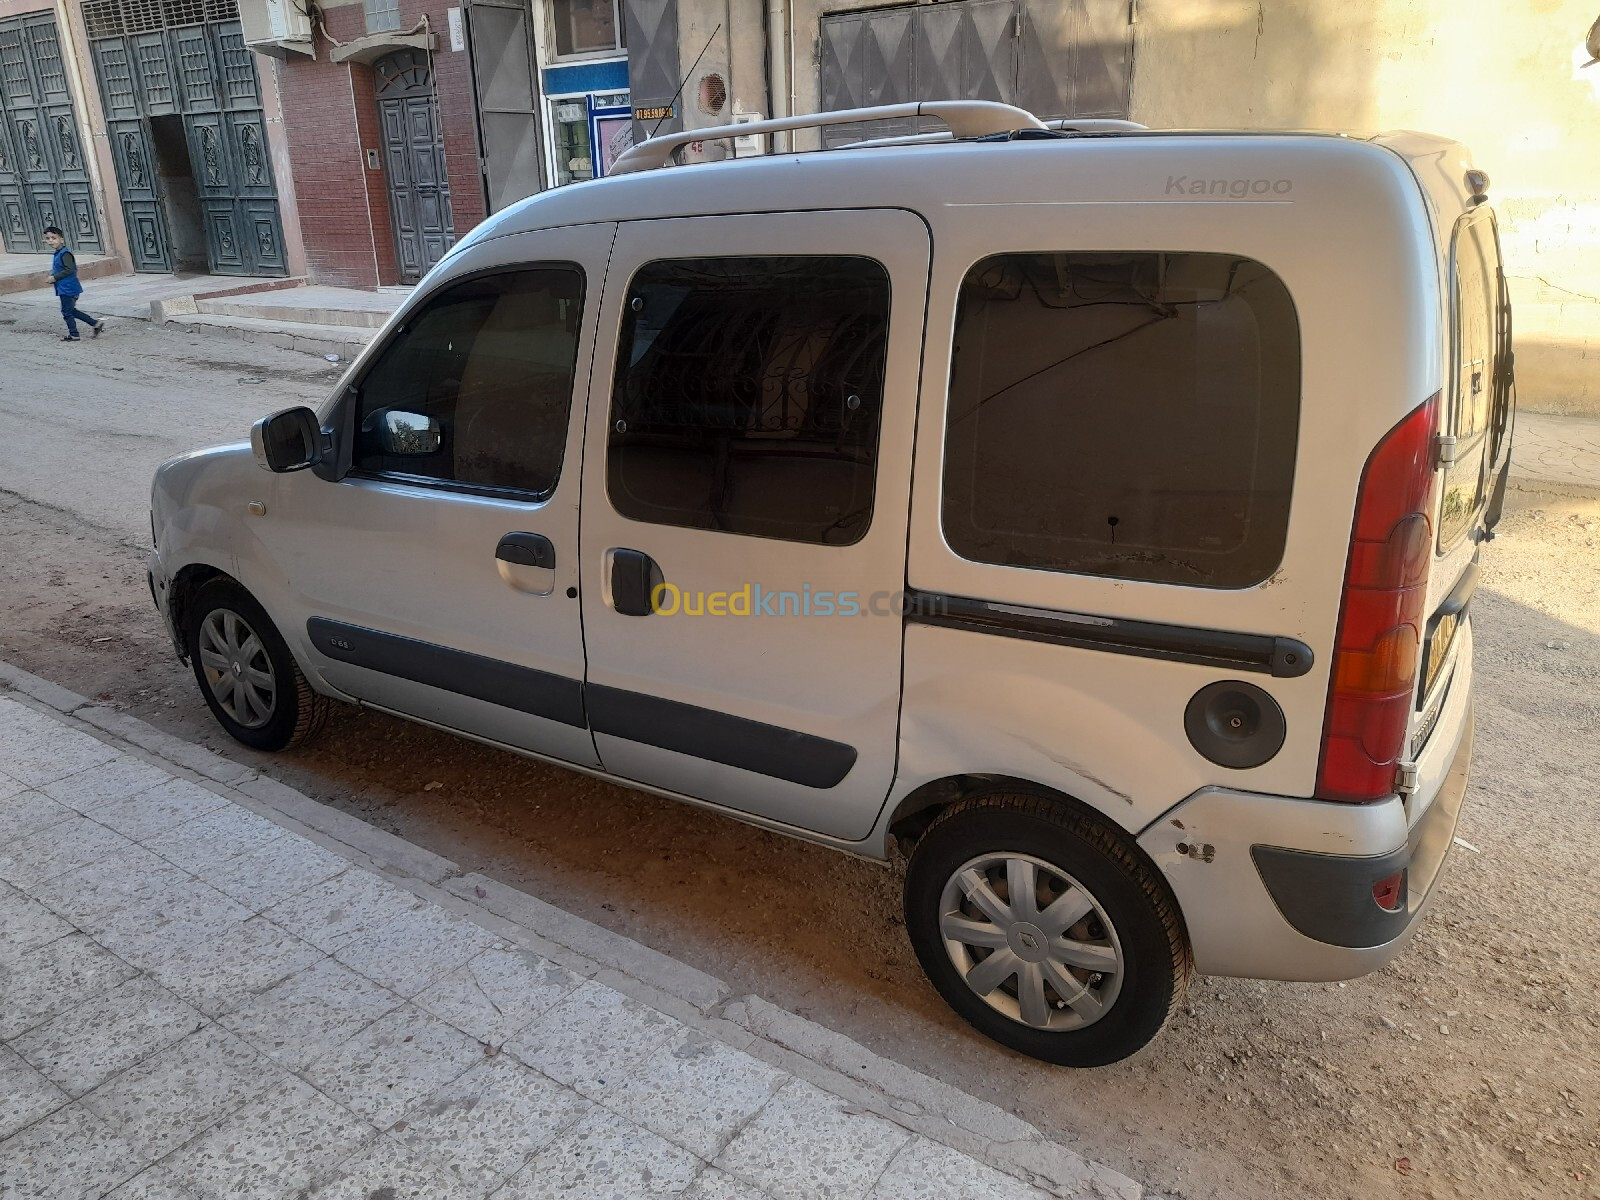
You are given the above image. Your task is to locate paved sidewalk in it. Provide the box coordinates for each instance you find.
[0,682,1136,1200]
[0,271,405,359]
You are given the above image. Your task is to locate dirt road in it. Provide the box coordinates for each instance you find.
[2,300,1596,1199]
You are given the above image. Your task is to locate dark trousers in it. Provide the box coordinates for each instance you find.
[58,294,98,337]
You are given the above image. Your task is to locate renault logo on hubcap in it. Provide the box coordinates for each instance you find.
[1007,921,1049,963]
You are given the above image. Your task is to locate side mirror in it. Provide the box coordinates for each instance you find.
[374,409,442,456]
[251,407,323,473]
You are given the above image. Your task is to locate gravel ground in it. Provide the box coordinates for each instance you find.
[1,301,1596,1199]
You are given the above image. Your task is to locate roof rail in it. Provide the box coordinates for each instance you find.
[842,115,1150,150]
[1044,118,1148,132]
[607,100,1048,175]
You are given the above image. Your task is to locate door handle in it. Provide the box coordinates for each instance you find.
[610,548,663,616]
[496,532,555,569]
[496,532,556,595]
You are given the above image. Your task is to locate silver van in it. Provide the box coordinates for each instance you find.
[149,102,1512,1065]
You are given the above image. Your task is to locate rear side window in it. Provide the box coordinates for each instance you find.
[1438,214,1505,548]
[352,267,585,498]
[607,255,890,545]
[942,251,1300,589]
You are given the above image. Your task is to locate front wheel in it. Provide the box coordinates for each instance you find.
[904,792,1191,1067]
[186,579,329,752]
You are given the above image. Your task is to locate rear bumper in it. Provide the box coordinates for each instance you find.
[1137,699,1473,981]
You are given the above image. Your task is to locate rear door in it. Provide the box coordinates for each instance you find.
[576,210,931,840]
[1418,207,1513,727]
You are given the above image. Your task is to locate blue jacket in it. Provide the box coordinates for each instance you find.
[51,247,82,298]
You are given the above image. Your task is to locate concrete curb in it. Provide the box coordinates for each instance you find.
[0,655,1141,1200]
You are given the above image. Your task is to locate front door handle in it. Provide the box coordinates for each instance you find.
[496,532,555,569]
[496,532,556,595]
[610,548,663,616]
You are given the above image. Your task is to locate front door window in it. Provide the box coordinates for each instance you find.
[352,267,587,498]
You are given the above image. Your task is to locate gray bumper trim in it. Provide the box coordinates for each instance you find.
[1251,708,1473,949]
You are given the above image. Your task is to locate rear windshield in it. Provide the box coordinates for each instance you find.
[941,251,1301,589]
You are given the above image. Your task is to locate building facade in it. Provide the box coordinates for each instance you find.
[2,0,1596,414]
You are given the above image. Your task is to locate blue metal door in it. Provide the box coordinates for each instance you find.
[0,13,103,255]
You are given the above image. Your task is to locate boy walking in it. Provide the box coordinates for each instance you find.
[43,227,105,342]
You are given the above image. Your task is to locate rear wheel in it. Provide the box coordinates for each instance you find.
[186,579,328,752]
[904,792,1191,1066]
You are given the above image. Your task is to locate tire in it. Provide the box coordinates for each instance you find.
[904,792,1191,1067]
[185,578,329,752]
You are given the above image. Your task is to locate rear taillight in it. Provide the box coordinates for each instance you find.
[1316,395,1440,803]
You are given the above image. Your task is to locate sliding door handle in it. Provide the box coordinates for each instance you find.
[609,548,663,616]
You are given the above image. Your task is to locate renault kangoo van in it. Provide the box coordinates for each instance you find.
[149,102,1512,1065]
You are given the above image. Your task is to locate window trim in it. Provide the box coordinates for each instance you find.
[938,247,1303,591]
[341,261,588,505]
[602,252,896,547]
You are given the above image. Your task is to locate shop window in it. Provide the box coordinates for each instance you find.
[552,0,625,56]
[550,100,594,186]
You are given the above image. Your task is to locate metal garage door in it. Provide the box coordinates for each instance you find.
[818,0,1132,148]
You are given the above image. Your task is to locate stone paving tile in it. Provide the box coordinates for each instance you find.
[41,753,171,814]
[597,1025,786,1161]
[414,946,581,1047]
[305,1132,459,1200]
[492,1105,702,1200]
[0,1043,69,1141]
[303,1002,484,1128]
[142,805,290,875]
[505,978,682,1097]
[264,866,429,953]
[332,901,499,998]
[0,931,139,1040]
[0,698,120,787]
[867,1138,1048,1200]
[28,844,194,927]
[683,1169,773,1200]
[103,1162,201,1200]
[80,1022,274,1160]
[221,957,403,1069]
[0,1100,144,1200]
[159,1076,377,1199]
[0,813,137,889]
[0,882,74,966]
[141,914,324,1017]
[11,974,204,1097]
[715,1080,912,1200]
[91,777,230,842]
[87,875,253,965]
[207,831,348,911]
[392,1056,591,1193]
[0,788,73,841]
[0,767,25,800]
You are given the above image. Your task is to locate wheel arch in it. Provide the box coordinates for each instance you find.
[889,773,1129,853]
[886,775,1191,938]
[167,562,235,660]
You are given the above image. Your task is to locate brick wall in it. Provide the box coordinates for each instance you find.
[277,0,489,288]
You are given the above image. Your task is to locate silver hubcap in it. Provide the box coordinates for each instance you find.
[938,853,1124,1032]
[198,609,276,729]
